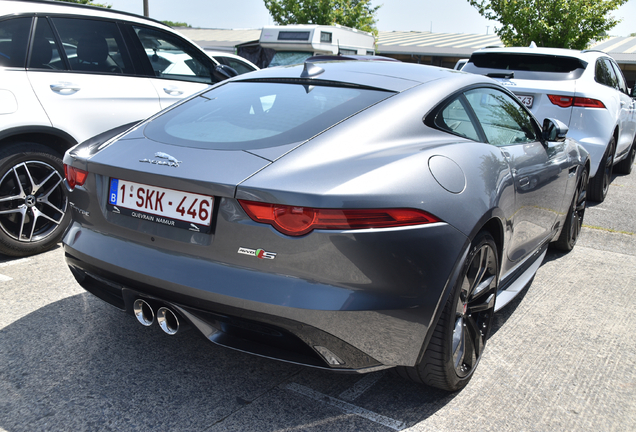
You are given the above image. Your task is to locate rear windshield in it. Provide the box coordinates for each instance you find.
[144,81,393,150]
[464,53,587,80]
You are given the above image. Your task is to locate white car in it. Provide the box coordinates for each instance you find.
[463,47,636,202]
[0,0,237,256]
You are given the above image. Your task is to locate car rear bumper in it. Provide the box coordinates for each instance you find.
[63,221,469,370]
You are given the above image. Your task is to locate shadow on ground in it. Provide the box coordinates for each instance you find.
[0,292,487,431]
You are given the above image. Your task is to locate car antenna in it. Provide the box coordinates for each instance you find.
[301,62,325,78]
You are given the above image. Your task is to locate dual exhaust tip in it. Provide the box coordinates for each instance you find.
[133,299,180,335]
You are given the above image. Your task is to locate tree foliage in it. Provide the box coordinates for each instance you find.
[263,0,380,36]
[56,0,111,8]
[468,0,628,49]
[162,21,191,28]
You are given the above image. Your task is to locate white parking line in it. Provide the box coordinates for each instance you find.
[339,371,386,401]
[0,258,33,267]
[284,382,405,431]
[0,258,32,282]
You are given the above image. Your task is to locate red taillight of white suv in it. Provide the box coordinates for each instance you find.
[548,95,606,109]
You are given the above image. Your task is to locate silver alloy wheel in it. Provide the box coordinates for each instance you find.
[0,160,67,242]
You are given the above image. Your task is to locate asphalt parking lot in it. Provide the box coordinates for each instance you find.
[1,169,635,432]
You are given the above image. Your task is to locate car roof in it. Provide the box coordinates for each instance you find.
[232,60,495,93]
[1,0,170,29]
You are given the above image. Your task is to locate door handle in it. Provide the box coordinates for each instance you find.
[163,86,183,96]
[50,82,80,94]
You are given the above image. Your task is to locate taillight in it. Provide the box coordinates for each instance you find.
[573,97,605,108]
[64,164,88,189]
[548,94,605,109]
[238,200,441,236]
[547,95,574,108]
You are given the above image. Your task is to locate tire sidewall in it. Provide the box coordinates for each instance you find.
[0,142,70,257]
[440,232,498,390]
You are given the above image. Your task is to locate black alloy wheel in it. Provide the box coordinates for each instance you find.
[588,137,615,202]
[614,140,636,175]
[0,143,70,257]
[553,167,588,251]
[397,231,498,391]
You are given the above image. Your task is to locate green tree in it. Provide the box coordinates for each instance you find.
[56,0,112,7]
[468,0,628,49]
[162,21,191,28]
[263,0,380,36]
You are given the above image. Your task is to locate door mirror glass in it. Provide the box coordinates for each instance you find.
[542,118,568,142]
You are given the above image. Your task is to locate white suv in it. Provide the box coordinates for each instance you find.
[0,0,240,256]
[463,47,636,202]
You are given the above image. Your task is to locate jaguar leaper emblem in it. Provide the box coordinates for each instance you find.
[139,152,182,167]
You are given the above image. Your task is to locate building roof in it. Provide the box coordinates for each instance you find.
[175,28,636,63]
[376,31,502,56]
[177,28,262,51]
[590,36,636,64]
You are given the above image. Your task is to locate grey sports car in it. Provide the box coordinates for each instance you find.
[62,60,589,391]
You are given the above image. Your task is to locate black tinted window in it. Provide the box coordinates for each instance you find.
[144,82,393,150]
[465,52,587,81]
[0,17,31,68]
[610,60,628,94]
[29,18,64,70]
[595,58,619,89]
[51,18,133,74]
[133,26,216,84]
[471,53,585,73]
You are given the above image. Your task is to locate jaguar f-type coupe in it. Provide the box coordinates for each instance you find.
[62,60,589,391]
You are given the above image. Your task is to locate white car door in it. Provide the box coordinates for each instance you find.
[26,17,161,144]
[608,59,636,155]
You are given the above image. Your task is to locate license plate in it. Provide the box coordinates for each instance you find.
[108,178,213,233]
[516,94,534,108]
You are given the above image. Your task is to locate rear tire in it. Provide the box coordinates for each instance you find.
[0,142,70,257]
[397,231,498,391]
[553,167,587,251]
[588,137,615,202]
[614,140,635,175]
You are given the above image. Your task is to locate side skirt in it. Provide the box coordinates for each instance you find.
[495,247,547,312]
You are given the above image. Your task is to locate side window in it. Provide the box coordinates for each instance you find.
[0,17,32,68]
[434,97,481,141]
[609,60,628,94]
[132,26,215,83]
[595,58,618,89]
[464,88,538,147]
[603,58,620,90]
[51,17,133,74]
[29,18,64,70]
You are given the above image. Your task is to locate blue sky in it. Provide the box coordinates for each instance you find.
[105,0,636,37]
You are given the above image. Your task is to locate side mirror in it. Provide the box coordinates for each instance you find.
[542,118,568,142]
[215,64,239,79]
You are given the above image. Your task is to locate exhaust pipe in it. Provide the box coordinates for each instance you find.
[157,307,180,335]
[133,299,154,326]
